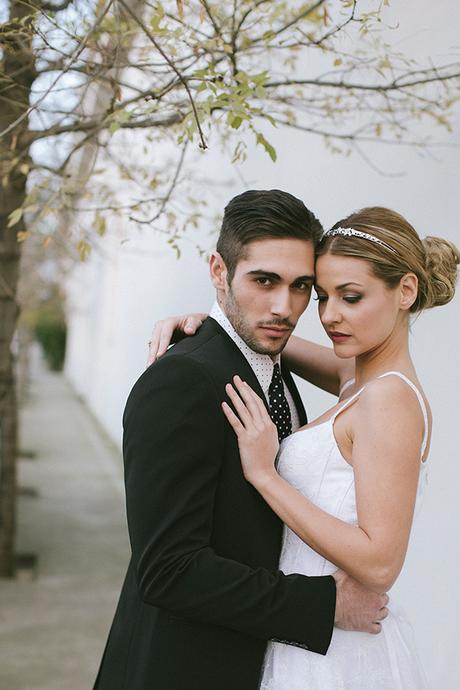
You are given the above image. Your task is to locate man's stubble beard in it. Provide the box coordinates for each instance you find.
[221,286,291,356]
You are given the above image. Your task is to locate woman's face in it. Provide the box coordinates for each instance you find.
[314,252,405,359]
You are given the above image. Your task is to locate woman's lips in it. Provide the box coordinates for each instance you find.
[328,331,351,343]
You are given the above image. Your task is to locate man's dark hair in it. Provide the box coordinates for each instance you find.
[216,189,323,282]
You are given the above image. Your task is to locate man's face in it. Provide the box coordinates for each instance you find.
[211,238,315,355]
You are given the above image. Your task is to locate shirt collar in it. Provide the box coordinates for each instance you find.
[209,301,279,398]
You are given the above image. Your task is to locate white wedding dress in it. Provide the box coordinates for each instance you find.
[260,371,430,690]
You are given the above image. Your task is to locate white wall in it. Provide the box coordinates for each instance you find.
[65,2,460,687]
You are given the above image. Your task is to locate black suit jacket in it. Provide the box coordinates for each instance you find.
[93,318,336,690]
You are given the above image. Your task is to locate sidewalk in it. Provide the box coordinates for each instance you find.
[0,353,129,690]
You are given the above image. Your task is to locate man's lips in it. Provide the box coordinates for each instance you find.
[259,325,292,337]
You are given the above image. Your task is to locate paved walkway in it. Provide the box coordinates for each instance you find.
[0,354,129,690]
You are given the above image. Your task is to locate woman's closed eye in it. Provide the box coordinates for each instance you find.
[343,294,362,304]
[313,293,362,304]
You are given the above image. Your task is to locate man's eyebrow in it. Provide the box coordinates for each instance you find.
[247,270,315,283]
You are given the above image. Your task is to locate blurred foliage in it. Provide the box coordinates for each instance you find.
[23,286,67,371]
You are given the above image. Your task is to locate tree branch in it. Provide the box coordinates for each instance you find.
[37,0,74,11]
[0,0,116,138]
[251,0,327,45]
[265,68,460,93]
[129,140,188,224]
[118,0,208,150]
[24,111,184,145]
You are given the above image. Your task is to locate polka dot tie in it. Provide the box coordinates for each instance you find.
[269,363,292,442]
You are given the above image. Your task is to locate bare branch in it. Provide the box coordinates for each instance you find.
[265,68,460,93]
[0,0,116,138]
[129,141,189,224]
[118,0,208,150]
[200,1,222,38]
[25,111,184,145]
[251,0,327,45]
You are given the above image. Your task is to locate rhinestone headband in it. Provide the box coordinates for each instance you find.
[322,227,397,254]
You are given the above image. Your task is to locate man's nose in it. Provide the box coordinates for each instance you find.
[270,289,292,318]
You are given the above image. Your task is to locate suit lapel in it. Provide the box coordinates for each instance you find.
[206,318,270,413]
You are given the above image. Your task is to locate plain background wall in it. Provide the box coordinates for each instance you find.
[65,2,460,687]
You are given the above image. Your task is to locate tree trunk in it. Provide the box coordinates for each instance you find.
[0,1,35,576]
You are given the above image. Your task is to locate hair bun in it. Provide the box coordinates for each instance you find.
[422,236,460,308]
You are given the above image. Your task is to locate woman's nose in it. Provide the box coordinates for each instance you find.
[321,299,342,326]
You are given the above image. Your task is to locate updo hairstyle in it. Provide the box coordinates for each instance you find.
[317,207,459,313]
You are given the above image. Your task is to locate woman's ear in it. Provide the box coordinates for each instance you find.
[399,272,418,311]
[209,252,229,291]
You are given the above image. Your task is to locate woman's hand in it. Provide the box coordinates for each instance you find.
[147,313,207,365]
[222,375,279,488]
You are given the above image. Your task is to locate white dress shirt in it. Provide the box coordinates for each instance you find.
[209,302,300,431]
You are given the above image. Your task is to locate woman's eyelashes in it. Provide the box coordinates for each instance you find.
[343,294,362,304]
[313,292,363,304]
[313,293,327,303]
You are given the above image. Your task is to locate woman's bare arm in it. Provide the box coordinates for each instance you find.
[148,314,355,395]
[282,336,355,397]
[224,376,425,594]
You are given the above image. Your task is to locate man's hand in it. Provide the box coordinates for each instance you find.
[333,570,389,634]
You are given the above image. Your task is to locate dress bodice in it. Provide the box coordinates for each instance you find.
[276,371,429,579]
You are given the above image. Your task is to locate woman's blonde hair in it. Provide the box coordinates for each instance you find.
[318,207,459,313]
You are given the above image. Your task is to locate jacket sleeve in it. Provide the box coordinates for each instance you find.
[123,354,336,655]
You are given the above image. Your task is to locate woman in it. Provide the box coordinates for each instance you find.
[148,207,459,689]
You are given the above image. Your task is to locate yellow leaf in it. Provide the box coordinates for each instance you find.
[7,207,23,227]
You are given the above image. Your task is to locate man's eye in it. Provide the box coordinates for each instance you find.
[293,282,311,291]
[256,278,272,287]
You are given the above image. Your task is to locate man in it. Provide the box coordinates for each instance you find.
[93,190,387,690]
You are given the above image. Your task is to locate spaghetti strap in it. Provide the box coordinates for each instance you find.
[330,385,366,423]
[339,377,355,398]
[376,371,429,458]
[330,370,429,459]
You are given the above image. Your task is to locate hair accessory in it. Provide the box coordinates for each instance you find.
[322,226,397,254]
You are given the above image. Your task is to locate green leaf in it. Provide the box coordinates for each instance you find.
[95,212,107,236]
[77,239,92,262]
[255,132,277,162]
[7,207,23,228]
[109,121,121,135]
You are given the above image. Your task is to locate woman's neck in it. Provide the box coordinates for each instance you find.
[354,327,415,387]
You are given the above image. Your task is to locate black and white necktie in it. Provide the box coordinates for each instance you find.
[269,363,292,442]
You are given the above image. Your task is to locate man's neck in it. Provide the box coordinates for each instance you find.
[211,302,279,363]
